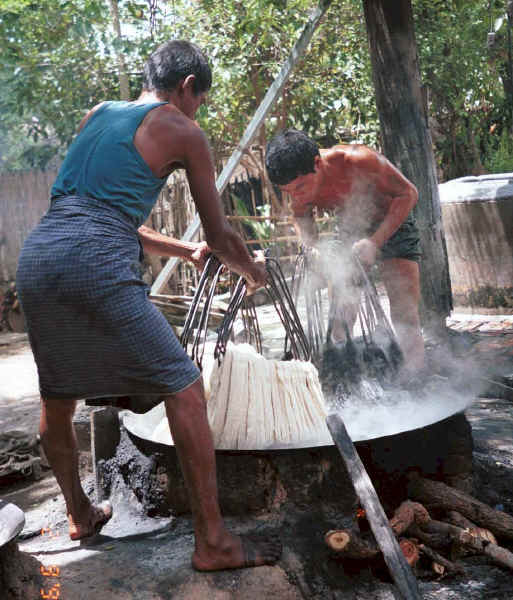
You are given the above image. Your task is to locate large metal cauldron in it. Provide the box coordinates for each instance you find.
[120,378,476,517]
[439,173,513,314]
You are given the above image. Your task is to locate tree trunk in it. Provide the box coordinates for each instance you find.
[362,0,452,336]
[109,0,130,100]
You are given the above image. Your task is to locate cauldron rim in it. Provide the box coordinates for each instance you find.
[121,398,475,457]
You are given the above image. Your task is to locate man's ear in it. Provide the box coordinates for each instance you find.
[182,74,196,93]
[313,154,322,172]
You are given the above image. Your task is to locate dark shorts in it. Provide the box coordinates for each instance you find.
[336,211,422,263]
[16,195,200,410]
[380,213,422,262]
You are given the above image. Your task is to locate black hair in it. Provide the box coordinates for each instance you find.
[265,129,320,185]
[143,40,212,96]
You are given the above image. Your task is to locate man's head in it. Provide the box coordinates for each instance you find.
[143,40,212,97]
[265,129,320,186]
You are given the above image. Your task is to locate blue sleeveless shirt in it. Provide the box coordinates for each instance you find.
[51,101,168,227]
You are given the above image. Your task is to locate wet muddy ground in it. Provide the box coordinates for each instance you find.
[1,316,513,600]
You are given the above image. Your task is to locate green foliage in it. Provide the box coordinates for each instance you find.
[0,0,149,170]
[0,0,378,170]
[413,0,510,180]
[231,193,274,244]
[150,0,377,157]
[0,0,509,179]
[484,128,513,173]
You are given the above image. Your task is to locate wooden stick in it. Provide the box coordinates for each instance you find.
[407,475,513,541]
[407,523,450,550]
[418,544,465,575]
[446,510,478,530]
[419,518,513,571]
[327,413,421,599]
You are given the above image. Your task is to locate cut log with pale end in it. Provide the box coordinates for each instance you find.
[450,523,498,561]
[419,544,465,576]
[479,539,513,571]
[399,538,420,567]
[417,517,513,572]
[324,529,379,559]
[407,475,513,542]
[390,502,415,536]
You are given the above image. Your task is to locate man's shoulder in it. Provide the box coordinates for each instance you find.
[148,104,197,130]
[326,144,383,172]
[328,143,378,160]
[145,104,207,146]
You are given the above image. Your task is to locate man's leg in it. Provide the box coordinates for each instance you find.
[164,379,281,571]
[380,258,425,375]
[327,280,360,344]
[40,397,112,539]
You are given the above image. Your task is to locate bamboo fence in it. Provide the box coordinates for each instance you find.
[0,149,337,295]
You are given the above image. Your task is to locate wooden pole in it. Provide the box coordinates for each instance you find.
[327,412,421,600]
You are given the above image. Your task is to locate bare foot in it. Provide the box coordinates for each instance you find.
[192,532,282,571]
[68,500,113,540]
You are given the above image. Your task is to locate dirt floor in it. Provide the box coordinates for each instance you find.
[1,316,513,600]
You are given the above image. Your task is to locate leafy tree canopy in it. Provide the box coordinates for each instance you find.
[0,0,510,178]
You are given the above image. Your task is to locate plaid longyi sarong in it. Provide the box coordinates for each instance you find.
[16,195,200,408]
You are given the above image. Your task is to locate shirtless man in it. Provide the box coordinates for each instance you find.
[265,128,424,380]
[17,40,280,571]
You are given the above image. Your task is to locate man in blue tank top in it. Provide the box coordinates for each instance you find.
[18,40,280,571]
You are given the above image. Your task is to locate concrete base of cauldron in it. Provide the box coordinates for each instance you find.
[98,412,474,520]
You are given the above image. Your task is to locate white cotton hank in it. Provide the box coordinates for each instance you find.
[206,343,331,450]
[139,343,331,450]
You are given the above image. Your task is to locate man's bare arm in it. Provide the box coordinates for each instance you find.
[371,158,417,248]
[353,150,418,250]
[182,126,266,289]
[138,225,201,258]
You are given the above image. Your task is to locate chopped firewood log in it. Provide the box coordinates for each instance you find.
[324,528,421,568]
[407,523,450,550]
[445,511,498,558]
[468,527,497,545]
[418,544,465,576]
[446,510,478,530]
[474,537,513,570]
[324,529,379,559]
[451,524,498,561]
[390,500,430,536]
[422,518,477,540]
[417,517,513,571]
[399,538,420,567]
[407,475,513,542]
